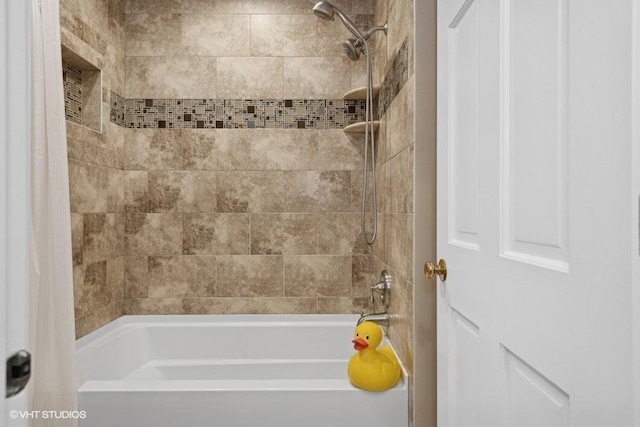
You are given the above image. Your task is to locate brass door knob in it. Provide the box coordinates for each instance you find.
[424,259,447,281]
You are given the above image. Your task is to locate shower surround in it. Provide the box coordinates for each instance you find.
[120,0,377,317]
[63,0,419,424]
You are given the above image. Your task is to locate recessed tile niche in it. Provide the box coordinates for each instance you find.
[62,45,101,133]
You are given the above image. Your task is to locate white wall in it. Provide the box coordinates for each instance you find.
[1,0,31,425]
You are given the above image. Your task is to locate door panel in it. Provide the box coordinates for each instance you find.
[504,349,570,427]
[449,310,479,427]
[501,0,569,269]
[449,0,480,250]
[437,0,634,426]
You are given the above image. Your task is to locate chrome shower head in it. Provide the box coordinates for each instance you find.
[312,1,334,20]
[342,39,362,61]
[312,1,365,42]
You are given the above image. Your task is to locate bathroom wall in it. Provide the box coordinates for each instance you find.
[120,0,380,315]
[60,0,127,338]
[372,0,416,424]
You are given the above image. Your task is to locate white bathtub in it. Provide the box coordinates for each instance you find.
[76,315,408,427]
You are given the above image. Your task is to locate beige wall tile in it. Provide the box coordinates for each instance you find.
[125,13,182,56]
[125,213,183,255]
[386,213,413,282]
[107,256,126,304]
[386,75,414,160]
[318,213,370,254]
[316,15,352,58]
[125,56,148,98]
[284,255,351,296]
[71,213,84,266]
[67,137,84,161]
[182,0,217,13]
[124,255,149,297]
[75,301,121,339]
[124,297,183,314]
[217,57,284,98]
[83,213,125,264]
[386,0,413,64]
[216,0,283,13]
[247,129,318,170]
[217,255,284,297]
[251,15,317,57]
[149,171,217,212]
[284,171,351,212]
[125,171,149,212]
[69,160,109,213]
[183,129,254,171]
[284,57,351,98]
[125,128,183,170]
[183,213,250,254]
[146,56,217,98]
[317,297,369,313]
[182,14,249,56]
[282,0,319,14]
[107,168,125,212]
[148,255,216,297]
[150,0,183,13]
[249,297,317,314]
[183,296,252,314]
[74,261,108,319]
[251,213,317,255]
[389,144,414,213]
[352,254,375,297]
[317,130,364,170]
[351,59,367,89]
[216,171,284,213]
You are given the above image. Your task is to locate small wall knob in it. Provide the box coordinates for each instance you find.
[424,259,447,281]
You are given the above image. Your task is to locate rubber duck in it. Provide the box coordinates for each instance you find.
[347,321,402,391]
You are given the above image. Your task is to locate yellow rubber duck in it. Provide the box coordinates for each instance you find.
[347,321,402,391]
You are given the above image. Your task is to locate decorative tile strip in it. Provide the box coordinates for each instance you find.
[376,37,409,118]
[110,95,367,129]
[108,40,408,130]
[63,61,83,125]
[110,91,126,127]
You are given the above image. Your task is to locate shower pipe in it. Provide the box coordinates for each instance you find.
[313,1,387,245]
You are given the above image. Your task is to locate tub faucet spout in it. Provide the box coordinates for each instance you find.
[357,311,389,327]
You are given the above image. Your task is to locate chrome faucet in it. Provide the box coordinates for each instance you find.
[357,311,389,327]
[357,270,392,327]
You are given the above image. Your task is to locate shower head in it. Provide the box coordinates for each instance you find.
[312,1,334,20]
[342,39,362,61]
[312,1,365,42]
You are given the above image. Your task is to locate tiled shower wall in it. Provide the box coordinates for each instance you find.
[61,0,127,338]
[372,0,416,424]
[120,0,380,315]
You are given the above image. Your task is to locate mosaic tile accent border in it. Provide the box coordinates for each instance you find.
[63,62,83,125]
[376,38,410,118]
[110,91,126,127]
[108,38,408,130]
[109,96,366,129]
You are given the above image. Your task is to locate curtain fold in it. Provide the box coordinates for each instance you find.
[29,0,78,425]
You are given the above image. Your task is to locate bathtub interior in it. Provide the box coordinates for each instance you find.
[76,315,409,427]
[76,314,408,386]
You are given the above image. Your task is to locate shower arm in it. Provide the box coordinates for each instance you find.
[362,23,389,42]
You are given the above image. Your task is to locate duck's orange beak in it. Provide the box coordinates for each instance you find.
[352,337,369,351]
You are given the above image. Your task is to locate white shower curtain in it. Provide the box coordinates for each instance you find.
[29,0,78,425]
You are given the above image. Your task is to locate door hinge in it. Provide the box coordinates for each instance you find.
[6,350,31,398]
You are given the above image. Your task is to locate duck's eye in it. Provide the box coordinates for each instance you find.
[365,335,370,340]
[356,333,359,337]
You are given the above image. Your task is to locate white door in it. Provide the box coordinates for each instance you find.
[436,0,635,426]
